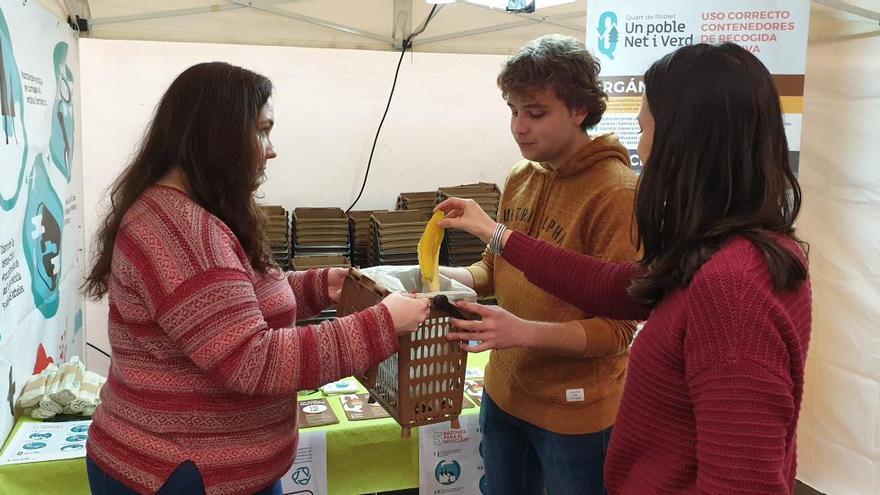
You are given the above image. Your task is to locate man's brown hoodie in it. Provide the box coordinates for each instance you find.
[468,133,640,434]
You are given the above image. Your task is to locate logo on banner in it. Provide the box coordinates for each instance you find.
[291,466,311,485]
[50,42,75,182]
[597,11,619,60]
[22,155,64,318]
[434,460,461,485]
[0,6,29,211]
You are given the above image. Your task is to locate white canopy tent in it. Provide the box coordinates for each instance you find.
[26,1,880,495]
[47,0,593,54]
[34,0,880,53]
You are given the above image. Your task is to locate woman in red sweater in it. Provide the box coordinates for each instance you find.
[437,43,811,494]
[82,62,430,495]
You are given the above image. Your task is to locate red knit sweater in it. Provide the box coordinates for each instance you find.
[502,231,812,494]
[86,186,398,495]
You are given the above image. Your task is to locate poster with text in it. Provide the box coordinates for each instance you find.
[586,0,810,173]
[0,419,91,465]
[0,1,84,443]
[419,414,486,495]
[280,429,328,495]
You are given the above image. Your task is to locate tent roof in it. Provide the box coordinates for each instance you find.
[40,0,880,53]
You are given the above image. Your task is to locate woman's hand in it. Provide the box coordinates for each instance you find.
[326,267,347,304]
[435,197,497,243]
[381,292,431,336]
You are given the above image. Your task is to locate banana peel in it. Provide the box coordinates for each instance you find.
[418,211,445,293]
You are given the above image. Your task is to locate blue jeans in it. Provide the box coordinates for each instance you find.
[479,392,612,495]
[87,456,282,495]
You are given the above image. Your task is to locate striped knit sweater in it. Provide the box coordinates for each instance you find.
[86,185,398,495]
[502,231,812,494]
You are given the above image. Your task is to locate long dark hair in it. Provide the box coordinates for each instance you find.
[629,43,807,306]
[84,62,275,300]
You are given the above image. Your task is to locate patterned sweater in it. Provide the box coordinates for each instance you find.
[502,231,812,494]
[86,186,398,495]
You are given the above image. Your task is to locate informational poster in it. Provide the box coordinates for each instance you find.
[0,2,84,444]
[419,414,486,495]
[586,0,810,173]
[280,429,328,495]
[0,420,90,465]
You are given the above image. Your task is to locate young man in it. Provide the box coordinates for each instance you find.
[440,34,639,494]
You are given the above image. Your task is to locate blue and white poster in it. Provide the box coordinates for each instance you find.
[0,0,84,442]
[281,429,328,495]
[0,419,90,465]
[419,414,486,495]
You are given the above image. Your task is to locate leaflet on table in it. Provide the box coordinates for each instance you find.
[464,380,484,406]
[465,368,483,379]
[297,398,339,428]
[339,393,390,421]
[320,379,358,395]
[0,420,91,465]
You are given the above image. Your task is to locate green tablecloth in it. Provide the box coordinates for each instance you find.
[0,351,489,495]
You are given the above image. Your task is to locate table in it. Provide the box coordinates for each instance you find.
[0,352,489,495]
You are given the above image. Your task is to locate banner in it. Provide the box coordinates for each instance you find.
[0,1,83,442]
[419,414,486,495]
[586,0,810,173]
[281,429,328,495]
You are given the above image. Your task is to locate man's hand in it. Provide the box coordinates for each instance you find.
[445,300,532,352]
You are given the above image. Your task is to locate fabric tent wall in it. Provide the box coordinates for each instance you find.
[797,30,880,495]
[76,0,589,55]
[78,38,523,376]
[68,2,880,493]
[0,0,85,442]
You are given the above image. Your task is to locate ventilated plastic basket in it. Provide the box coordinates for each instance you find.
[337,267,472,436]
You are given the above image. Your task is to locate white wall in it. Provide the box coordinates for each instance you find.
[80,38,522,375]
[796,32,880,495]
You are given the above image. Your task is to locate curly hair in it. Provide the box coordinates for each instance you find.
[497,34,607,130]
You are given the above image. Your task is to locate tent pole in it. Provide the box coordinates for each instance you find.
[813,0,880,24]
[227,0,395,46]
[393,0,413,49]
[89,1,299,27]
[415,10,583,46]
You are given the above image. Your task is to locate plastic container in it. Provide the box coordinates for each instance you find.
[337,266,475,437]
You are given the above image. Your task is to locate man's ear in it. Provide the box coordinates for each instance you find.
[571,107,589,128]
